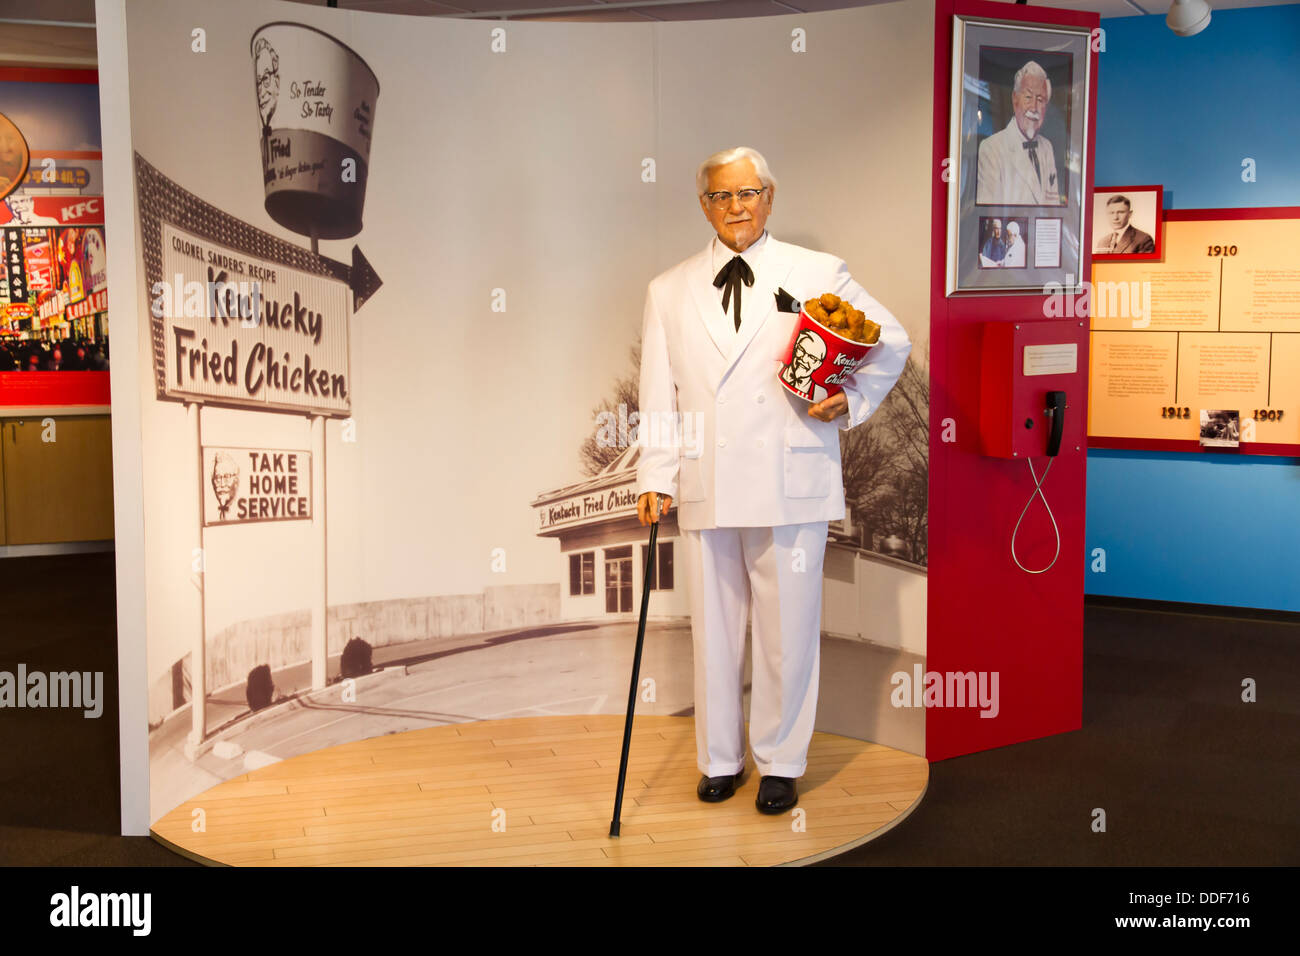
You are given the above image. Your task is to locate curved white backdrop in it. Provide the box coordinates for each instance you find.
[99,0,935,829]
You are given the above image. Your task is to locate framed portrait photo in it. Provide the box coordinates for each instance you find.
[1093,185,1162,260]
[947,16,1092,294]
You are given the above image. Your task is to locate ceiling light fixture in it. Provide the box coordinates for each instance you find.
[1167,0,1212,37]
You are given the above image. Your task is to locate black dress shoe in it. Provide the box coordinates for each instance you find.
[756,775,798,814]
[697,766,744,803]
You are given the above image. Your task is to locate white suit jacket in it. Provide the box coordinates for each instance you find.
[976,118,1060,206]
[636,234,912,530]
[1002,235,1026,268]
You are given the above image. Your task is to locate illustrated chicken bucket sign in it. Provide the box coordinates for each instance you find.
[777,296,879,403]
[253,21,379,241]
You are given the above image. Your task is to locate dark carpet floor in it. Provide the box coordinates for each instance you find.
[1,552,1295,866]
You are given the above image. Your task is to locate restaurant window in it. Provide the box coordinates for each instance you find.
[641,541,674,590]
[604,545,633,613]
[568,551,594,596]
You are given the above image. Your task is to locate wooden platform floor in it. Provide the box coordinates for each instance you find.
[151,715,928,866]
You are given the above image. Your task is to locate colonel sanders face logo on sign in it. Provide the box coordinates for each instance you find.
[4,193,39,224]
[780,328,829,401]
[254,38,280,130]
[211,451,240,518]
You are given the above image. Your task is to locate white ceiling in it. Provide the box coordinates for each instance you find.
[0,0,1292,63]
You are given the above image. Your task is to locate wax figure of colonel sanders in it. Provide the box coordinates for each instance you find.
[635,146,911,813]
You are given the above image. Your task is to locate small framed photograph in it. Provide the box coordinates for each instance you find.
[1199,409,1240,448]
[1093,185,1162,260]
[947,16,1093,294]
[977,215,1029,269]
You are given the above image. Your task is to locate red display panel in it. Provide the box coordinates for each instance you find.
[928,0,1098,761]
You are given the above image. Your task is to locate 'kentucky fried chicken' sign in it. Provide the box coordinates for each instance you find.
[136,153,380,417]
[156,222,350,413]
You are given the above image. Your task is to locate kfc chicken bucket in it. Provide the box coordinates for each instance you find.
[251,22,379,240]
[777,294,879,402]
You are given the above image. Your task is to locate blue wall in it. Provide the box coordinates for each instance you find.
[1089,5,1300,611]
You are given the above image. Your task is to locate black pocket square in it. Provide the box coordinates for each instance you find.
[775,287,801,313]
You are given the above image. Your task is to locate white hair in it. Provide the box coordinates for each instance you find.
[696,146,777,196]
[253,36,278,70]
[1006,220,1021,237]
[1013,60,1051,101]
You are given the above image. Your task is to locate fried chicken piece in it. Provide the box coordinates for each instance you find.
[819,293,841,312]
[847,309,866,337]
[805,298,829,322]
[861,318,881,344]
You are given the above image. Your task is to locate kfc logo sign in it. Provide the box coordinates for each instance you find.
[0,195,104,227]
[59,198,100,222]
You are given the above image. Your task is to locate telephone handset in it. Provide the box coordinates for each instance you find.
[1044,390,1067,457]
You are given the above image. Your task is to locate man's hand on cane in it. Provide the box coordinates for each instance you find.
[637,491,673,526]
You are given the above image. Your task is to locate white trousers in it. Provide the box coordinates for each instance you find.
[679,521,828,779]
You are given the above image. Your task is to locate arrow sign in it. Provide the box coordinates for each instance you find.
[349,245,382,312]
[311,242,383,312]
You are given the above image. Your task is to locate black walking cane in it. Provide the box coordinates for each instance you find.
[609,503,660,837]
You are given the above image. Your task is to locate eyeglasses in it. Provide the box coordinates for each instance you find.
[703,187,767,208]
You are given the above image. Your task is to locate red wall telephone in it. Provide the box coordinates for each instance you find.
[978,320,1082,459]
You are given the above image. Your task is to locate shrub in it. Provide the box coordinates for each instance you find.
[246,664,274,711]
[340,637,373,678]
